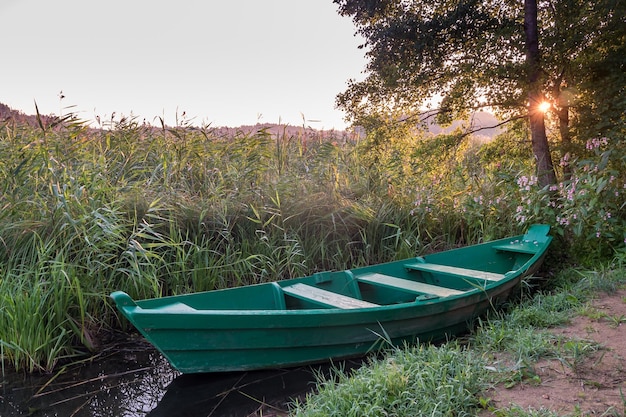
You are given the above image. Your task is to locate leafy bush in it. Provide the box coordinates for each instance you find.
[514,136,626,263]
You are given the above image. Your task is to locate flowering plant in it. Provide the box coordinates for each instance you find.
[515,137,625,261]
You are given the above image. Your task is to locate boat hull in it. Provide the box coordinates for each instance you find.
[111,225,552,373]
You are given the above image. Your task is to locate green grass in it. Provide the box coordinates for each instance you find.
[291,343,489,417]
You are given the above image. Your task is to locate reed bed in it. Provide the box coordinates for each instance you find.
[0,111,623,374]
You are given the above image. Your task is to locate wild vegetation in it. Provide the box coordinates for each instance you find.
[1,0,623,415]
[334,0,625,188]
[0,102,623,377]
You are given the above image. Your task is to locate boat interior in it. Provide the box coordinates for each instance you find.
[133,226,550,313]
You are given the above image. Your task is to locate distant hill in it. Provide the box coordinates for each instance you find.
[0,102,356,140]
[0,102,502,140]
[211,123,357,141]
[422,110,502,140]
[0,102,57,127]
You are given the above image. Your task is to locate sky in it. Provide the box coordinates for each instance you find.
[1,1,366,130]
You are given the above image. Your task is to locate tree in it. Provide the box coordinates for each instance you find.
[334,0,624,186]
[538,0,626,179]
[335,0,524,120]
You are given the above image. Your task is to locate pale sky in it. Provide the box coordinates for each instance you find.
[1,1,366,130]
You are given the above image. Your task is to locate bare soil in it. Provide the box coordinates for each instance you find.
[483,289,626,415]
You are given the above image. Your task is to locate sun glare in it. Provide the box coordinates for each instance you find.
[538,101,551,113]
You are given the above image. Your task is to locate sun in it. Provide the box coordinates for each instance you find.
[538,101,551,113]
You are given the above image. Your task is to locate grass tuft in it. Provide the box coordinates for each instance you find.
[291,343,488,417]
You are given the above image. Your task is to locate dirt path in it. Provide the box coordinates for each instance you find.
[484,289,626,415]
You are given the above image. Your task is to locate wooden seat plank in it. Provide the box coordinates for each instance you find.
[282,283,378,309]
[404,262,504,282]
[153,302,197,313]
[492,242,539,254]
[357,273,464,297]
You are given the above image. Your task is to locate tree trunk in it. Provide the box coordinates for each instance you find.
[524,0,557,187]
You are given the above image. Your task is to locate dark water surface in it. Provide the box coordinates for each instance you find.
[1,341,360,417]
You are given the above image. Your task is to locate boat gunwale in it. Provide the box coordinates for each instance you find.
[121,271,520,316]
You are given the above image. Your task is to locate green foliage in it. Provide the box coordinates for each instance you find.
[291,343,488,417]
[335,0,625,190]
[563,0,626,143]
[0,268,82,373]
[514,137,626,263]
[334,0,526,123]
[0,114,436,372]
[489,406,563,417]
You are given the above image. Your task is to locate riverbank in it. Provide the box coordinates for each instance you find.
[484,286,626,414]
[290,264,626,417]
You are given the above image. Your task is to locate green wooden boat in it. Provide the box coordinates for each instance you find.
[111,224,552,373]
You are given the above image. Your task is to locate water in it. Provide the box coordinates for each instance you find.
[1,341,360,417]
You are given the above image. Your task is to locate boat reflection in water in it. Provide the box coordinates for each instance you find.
[149,360,361,417]
[1,341,360,417]
[1,347,174,417]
